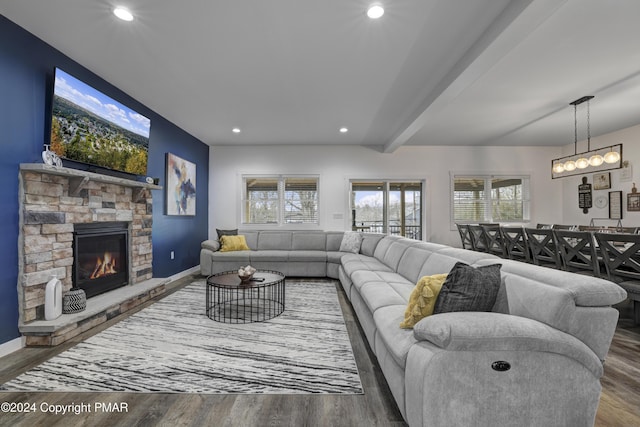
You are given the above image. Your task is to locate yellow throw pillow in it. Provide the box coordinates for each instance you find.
[219,235,250,252]
[400,273,449,329]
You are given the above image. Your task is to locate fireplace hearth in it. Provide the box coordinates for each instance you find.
[74,222,129,298]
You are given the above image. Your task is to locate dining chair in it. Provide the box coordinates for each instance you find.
[481,224,506,257]
[455,223,473,250]
[594,232,640,325]
[554,229,600,276]
[524,228,561,269]
[610,226,639,234]
[501,226,530,262]
[467,224,488,252]
[551,224,575,230]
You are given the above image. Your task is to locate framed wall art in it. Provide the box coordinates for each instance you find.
[165,153,196,216]
[593,172,611,190]
[627,192,640,212]
[609,191,623,219]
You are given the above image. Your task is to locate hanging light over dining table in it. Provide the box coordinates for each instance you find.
[551,96,622,178]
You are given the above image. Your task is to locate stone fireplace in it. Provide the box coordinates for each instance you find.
[18,164,165,346]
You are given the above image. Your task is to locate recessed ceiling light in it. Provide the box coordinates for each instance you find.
[367,4,384,19]
[113,7,134,22]
[232,127,241,134]
[339,127,349,133]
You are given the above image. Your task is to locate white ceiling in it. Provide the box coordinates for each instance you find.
[2,0,640,152]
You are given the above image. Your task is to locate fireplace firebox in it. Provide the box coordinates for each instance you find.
[73,222,129,298]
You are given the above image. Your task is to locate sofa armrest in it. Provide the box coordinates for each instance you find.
[201,239,220,252]
[413,312,603,377]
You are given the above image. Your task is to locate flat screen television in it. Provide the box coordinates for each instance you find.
[48,68,151,177]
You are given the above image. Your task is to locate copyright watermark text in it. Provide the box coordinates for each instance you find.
[1,401,129,415]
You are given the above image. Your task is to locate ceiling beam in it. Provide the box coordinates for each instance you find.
[382,0,568,153]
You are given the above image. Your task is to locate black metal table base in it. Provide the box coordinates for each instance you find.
[206,270,285,323]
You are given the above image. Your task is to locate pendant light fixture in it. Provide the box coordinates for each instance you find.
[551,96,623,179]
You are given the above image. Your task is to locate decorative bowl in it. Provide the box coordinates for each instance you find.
[238,272,254,283]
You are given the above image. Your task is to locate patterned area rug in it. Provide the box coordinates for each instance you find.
[1,279,363,394]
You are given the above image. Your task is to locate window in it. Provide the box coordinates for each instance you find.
[243,176,318,225]
[350,181,422,239]
[452,175,530,224]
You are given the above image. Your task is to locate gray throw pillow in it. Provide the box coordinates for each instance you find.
[216,228,238,240]
[339,231,363,254]
[433,262,502,313]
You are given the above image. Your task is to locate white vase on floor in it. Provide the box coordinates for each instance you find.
[44,276,62,320]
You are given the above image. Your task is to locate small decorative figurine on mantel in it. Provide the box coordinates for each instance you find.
[632,182,637,194]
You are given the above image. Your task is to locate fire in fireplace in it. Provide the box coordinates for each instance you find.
[90,251,118,279]
[73,222,129,298]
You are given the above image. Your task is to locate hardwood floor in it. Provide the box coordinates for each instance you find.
[0,277,638,427]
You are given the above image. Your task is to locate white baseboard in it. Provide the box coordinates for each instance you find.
[0,337,24,358]
[168,265,201,283]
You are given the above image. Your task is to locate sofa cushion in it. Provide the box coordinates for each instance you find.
[396,243,448,283]
[326,251,347,263]
[434,262,502,314]
[325,232,345,251]
[220,235,251,252]
[359,281,408,313]
[288,250,327,262]
[292,232,327,251]
[400,274,449,329]
[373,235,402,261]
[249,250,289,262]
[339,231,363,253]
[380,241,415,271]
[360,233,386,257]
[341,253,393,277]
[240,231,260,250]
[210,250,251,262]
[257,232,292,250]
[375,305,417,367]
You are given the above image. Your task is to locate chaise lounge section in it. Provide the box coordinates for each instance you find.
[201,230,627,426]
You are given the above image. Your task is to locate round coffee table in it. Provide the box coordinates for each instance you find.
[206,270,285,323]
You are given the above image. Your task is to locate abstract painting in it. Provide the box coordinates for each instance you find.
[166,153,196,216]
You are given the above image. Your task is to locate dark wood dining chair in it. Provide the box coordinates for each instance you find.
[481,224,506,257]
[610,226,639,234]
[594,232,640,325]
[554,229,600,276]
[467,224,488,252]
[525,228,561,269]
[552,224,575,230]
[501,226,530,262]
[455,223,473,250]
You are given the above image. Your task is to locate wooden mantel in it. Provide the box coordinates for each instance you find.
[20,163,162,202]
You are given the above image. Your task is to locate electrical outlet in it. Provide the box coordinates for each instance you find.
[170,251,175,260]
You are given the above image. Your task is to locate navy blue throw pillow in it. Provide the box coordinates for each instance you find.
[433,262,502,314]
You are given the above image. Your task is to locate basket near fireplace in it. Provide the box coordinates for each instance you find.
[62,287,87,314]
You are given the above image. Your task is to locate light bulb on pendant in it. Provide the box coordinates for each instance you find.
[367,4,385,19]
[114,7,134,21]
[603,149,620,164]
[564,160,577,172]
[589,154,604,166]
[576,157,589,169]
[552,162,565,174]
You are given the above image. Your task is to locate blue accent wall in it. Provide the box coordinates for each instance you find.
[0,16,208,345]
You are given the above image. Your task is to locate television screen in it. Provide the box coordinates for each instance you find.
[49,68,151,176]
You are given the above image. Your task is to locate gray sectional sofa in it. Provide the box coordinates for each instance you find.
[200,230,627,427]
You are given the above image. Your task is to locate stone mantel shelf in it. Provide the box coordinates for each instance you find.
[20,163,162,202]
